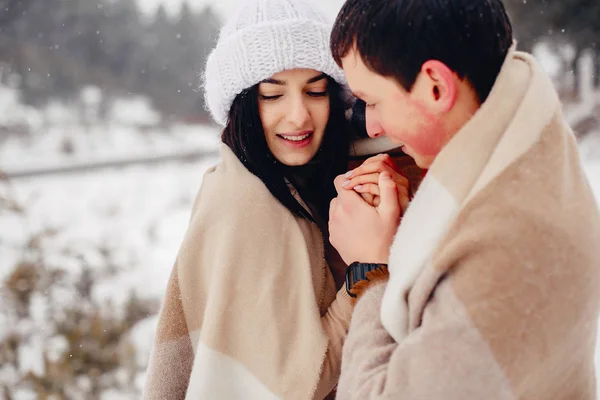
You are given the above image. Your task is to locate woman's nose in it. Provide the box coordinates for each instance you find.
[286,97,311,127]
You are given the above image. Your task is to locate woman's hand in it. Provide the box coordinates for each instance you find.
[341,154,411,214]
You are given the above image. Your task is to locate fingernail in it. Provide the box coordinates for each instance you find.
[381,171,391,179]
[354,185,363,190]
[342,180,351,188]
[344,170,353,178]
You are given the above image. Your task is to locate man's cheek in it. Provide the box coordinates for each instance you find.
[414,102,451,155]
[406,118,449,157]
[408,132,442,156]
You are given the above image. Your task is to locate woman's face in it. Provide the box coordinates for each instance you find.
[258,68,330,166]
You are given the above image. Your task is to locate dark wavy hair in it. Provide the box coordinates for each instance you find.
[331,0,513,103]
[222,76,351,222]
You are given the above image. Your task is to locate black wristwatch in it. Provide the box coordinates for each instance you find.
[345,262,388,297]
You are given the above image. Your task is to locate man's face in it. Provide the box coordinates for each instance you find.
[341,48,451,169]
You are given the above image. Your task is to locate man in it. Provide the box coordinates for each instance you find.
[328,0,600,398]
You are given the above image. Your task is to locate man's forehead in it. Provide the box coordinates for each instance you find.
[339,49,372,98]
[340,46,362,69]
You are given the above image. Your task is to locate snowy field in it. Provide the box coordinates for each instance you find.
[1,154,220,397]
[0,87,224,397]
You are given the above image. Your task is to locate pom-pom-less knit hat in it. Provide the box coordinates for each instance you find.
[203,0,346,126]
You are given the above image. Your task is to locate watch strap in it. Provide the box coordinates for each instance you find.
[345,262,388,297]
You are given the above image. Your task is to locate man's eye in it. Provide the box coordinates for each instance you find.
[259,94,282,101]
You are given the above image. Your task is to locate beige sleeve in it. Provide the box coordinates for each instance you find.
[313,287,354,399]
[335,277,517,399]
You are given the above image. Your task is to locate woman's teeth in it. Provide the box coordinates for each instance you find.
[279,133,311,141]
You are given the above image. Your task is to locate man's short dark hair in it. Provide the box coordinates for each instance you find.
[330,0,514,103]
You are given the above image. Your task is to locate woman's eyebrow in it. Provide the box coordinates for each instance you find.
[307,73,326,84]
[261,78,286,85]
[261,73,326,86]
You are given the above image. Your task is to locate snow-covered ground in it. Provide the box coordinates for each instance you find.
[1,155,219,394]
[0,156,219,293]
[0,123,219,172]
[0,85,224,397]
[0,141,222,398]
[0,86,220,173]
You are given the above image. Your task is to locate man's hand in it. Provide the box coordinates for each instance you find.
[329,171,402,265]
[342,154,411,212]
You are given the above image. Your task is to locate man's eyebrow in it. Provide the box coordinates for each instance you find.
[261,78,286,85]
[307,73,327,84]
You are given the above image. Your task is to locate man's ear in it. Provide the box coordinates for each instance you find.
[419,60,457,113]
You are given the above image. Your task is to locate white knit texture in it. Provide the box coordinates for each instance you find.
[203,0,345,126]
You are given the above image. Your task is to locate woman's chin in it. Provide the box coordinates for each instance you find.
[275,150,317,167]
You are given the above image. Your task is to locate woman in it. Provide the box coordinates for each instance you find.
[143,0,369,398]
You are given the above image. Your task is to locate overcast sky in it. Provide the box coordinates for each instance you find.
[136,0,345,20]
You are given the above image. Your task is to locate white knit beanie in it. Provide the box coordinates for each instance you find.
[203,0,346,126]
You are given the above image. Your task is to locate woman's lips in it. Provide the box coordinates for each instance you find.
[277,131,314,148]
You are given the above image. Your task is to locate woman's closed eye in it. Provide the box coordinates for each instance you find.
[259,94,283,101]
[306,91,328,98]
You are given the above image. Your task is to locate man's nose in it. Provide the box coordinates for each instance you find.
[365,108,383,138]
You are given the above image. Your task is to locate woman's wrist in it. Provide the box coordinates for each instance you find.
[345,262,389,302]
